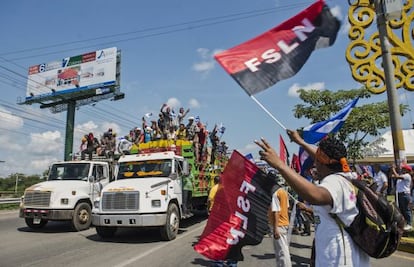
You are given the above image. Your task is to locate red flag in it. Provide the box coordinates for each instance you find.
[194,151,275,261]
[290,153,301,173]
[214,0,340,95]
[279,135,289,165]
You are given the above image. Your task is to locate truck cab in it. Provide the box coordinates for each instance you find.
[19,161,111,231]
[92,151,189,241]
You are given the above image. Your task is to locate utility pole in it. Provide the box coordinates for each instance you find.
[374,0,406,166]
[15,173,19,194]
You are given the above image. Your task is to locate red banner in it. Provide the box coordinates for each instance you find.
[194,150,275,261]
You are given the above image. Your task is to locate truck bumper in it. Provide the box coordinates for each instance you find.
[92,213,167,227]
[19,208,73,221]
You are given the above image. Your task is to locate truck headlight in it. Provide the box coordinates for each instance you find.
[61,198,69,205]
[94,200,100,209]
[152,199,161,207]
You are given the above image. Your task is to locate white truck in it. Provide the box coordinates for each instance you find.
[19,160,111,231]
[92,150,191,241]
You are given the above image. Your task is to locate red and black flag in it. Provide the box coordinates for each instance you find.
[279,134,290,166]
[194,150,276,261]
[290,153,301,173]
[214,0,340,95]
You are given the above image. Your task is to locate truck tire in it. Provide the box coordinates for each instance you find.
[96,226,117,239]
[72,202,92,231]
[160,203,180,241]
[25,218,48,229]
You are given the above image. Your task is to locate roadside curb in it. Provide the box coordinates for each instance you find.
[398,238,414,254]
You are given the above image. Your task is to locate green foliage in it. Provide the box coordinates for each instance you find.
[0,173,43,196]
[293,87,409,162]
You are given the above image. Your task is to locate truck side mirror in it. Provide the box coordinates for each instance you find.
[88,176,96,183]
[169,173,178,180]
[182,161,189,176]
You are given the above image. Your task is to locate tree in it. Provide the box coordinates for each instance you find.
[293,87,409,163]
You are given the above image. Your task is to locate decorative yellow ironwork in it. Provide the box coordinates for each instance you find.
[346,0,414,94]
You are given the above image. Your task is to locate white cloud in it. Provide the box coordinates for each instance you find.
[192,48,223,75]
[30,157,60,174]
[341,19,351,35]
[166,97,181,109]
[188,98,201,109]
[237,143,258,157]
[330,5,343,21]
[27,131,62,155]
[288,82,325,97]
[0,134,23,151]
[0,106,24,130]
[193,61,215,73]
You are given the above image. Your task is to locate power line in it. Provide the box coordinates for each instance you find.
[0,2,312,61]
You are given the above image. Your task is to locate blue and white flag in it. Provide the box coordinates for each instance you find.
[302,97,359,144]
[298,147,314,177]
[244,153,255,163]
[218,123,226,135]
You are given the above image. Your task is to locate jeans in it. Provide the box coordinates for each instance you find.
[211,260,238,267]
[398,192,412,225]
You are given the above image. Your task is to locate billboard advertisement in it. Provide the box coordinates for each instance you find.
[26,47,118,101]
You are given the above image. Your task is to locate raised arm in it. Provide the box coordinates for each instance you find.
[255,137,332,206]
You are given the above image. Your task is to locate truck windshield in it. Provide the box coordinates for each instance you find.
[117,159,172,179]
[49,163,90,181]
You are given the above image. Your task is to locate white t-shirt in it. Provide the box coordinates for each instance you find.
[373,170,388,193]
[396,173,411,194]
[313,172,370,267]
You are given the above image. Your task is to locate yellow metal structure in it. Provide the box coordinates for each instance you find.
[346,0,414,94]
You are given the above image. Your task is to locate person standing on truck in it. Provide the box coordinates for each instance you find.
[182,164,195,217]
[81,132,100,160]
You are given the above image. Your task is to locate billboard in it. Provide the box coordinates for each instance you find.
[26,47,118,101]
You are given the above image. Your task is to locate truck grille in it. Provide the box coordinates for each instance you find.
[24,191,51,207]
[102,191,139,211]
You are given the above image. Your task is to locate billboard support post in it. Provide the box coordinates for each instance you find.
[65,100,76,161]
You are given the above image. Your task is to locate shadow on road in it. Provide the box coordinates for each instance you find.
[86,212,208,244]
[17,221,78,233]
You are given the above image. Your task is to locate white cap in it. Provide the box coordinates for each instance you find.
[188,116,194,120]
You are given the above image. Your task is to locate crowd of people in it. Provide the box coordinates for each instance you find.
[254,129,414,266]
[76,103,414,266]
[77,103,229,167]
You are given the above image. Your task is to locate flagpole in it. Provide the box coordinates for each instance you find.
[250,95,287,130]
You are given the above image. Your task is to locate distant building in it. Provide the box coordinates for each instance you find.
[359,129,414,164]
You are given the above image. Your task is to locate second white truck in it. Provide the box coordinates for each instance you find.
[92,150,188,240]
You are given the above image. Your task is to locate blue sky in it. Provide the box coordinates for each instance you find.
[0,0,412,177]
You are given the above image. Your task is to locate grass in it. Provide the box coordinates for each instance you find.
[0,203,19,211]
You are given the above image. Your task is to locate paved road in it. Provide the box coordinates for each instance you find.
[0,210,413,267]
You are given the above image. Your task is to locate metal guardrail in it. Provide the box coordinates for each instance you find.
[0,198,20,204]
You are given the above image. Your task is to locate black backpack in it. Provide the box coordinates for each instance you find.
[331,176,405,258]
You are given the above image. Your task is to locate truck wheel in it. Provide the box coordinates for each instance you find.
[25,218,48,229]
[96,226,117,239]
[160,203,180,241]
[72,202,92,231]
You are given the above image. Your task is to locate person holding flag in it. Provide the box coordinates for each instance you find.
[255,130,369,267]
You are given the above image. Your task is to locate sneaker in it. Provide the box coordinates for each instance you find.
[403,224,412,231]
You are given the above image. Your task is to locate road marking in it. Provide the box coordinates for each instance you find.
[114,222,206,267]
[392,252,414,261]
